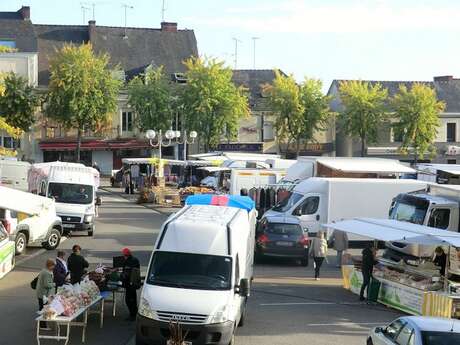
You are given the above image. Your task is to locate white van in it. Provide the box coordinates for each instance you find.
[136,195,256,345]
[0,159,31,191]
[28,162,100,236]
[263,178,427,242]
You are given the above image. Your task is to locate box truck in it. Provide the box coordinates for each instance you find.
[263,178,427,242]
[28,162,100,236]
[136,195,256,345]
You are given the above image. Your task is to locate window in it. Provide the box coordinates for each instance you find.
[384,319,405,341]
[2,137,13,149]
[421,331,460,345]
[448,159,457,164]
[396,324,414,345]
[272,192,302,212]
[266,223,303,236]
[0,40,16,48]
[294,196,320,216]
[122,111,133,132]
[447,123,456,142]
[428,208,450,229]
[392,127,404,143]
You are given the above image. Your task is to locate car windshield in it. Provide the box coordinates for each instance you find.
[147,251,232,290]
[48,183,93,204]
[267,223,302,236]
[422,331,460,345]
[389,196,429,225]
[272,192,303,212]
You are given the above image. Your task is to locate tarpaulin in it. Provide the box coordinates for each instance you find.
[185,194,255,212]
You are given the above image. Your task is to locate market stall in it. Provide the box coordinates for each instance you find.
[328,218,460,319]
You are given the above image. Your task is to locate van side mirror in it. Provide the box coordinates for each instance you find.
[239,278,250,297]
[374,327,384,334]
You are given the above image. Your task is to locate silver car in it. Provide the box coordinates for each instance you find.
[367,316,460,345]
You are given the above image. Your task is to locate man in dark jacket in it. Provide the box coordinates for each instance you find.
[54,251,69,288]
[67,245,89,284]
[360,245,378,301]
[121,247,140,321]
[433,247,447,276]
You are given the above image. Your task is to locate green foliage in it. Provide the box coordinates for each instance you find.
[266,71,333,155]
[392,83,444,160]
[181,57,249,151]
[46,43,121,160]
[338,80,388,156]
[0,72,39,132]
[128,65,173,132]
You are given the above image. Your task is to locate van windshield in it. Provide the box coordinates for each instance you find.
[389,195,429,225]
[48,183,93,204]
[272,192,303,212]
[147,251,232,290]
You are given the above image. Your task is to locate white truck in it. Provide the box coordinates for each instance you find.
[263,178,427,242]
[136,195,256,345]
[28,162,100,236]
[0,159,31,191]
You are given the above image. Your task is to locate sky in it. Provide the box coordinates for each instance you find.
[4,0,460,90]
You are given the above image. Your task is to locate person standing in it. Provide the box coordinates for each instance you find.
[433,246,447,276]
[53,251,69,289]
[36,259,56,327]
[67,245,89,284]
[310,231,328,280]
[330,230,349,268]
[121,247,141,321]
[360,245,378,301]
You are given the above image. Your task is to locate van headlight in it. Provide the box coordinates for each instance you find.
[84,214,93,223]
[139,297,156,320]
[209,305,229,324]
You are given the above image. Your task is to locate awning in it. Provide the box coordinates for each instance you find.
[418,164,460,176]
[197,167,231,173]
[325,218,460,247]
[39,139,151,151]
[121,158,186,166]
[316,157,415,174]
[0,186,53,216]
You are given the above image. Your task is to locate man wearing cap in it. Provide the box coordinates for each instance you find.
[121,247,141,321]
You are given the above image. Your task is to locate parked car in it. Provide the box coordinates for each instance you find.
[256,215,309,266]
[367,316,460,345]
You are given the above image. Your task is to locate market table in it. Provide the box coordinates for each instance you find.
[35,295,105,345]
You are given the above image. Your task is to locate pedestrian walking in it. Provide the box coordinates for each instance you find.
[121,247,141,321]
[310,231,328,280]
[36,259,56,328]
[53,250,69,288]
[330,230,349,268]
[360,244,378,301]
[67,244,89,284]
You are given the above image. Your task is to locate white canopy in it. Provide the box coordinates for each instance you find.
[0,186,53,216]
[121,158,186,166]
[197,167,231,173]
[316,157,415,174]
[418,163,460,176]
[325,218,460,247]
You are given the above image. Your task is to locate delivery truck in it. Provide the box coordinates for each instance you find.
[136,195,256,345]
[263,178,427,242]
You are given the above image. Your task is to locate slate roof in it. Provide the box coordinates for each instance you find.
[0,8,198,86]
[328,79,460,113]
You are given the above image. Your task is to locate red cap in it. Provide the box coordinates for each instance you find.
[122,247,131,256]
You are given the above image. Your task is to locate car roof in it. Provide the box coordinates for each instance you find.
[264,215,301,225]
[403,316,460,332]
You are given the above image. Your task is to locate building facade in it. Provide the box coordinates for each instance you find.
[0,6,198,174]
[328,76,460,164]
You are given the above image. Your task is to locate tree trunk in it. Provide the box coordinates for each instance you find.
[360,136,366,157]
[413,149,418,166]
[76,128,82,163]
[296,139,301,158]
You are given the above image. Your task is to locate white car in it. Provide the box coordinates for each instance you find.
[367,316,460,345]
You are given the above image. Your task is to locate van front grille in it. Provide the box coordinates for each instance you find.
[59,215,81,223]
[156,310,208,324]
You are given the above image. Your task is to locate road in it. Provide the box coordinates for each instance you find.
[0,189,402,345]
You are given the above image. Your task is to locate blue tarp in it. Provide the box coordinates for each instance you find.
[185,194,255,212]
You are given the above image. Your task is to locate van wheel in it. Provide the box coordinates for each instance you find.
[88,226,94,237]
[15,232,27,255]
[238,303,247,327]
[43,229,61,250]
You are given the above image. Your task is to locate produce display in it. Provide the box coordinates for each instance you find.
[373,264,443,291]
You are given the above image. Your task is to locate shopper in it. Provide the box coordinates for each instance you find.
[310,231,328,280]
[53,251,69,288]
[121,247,141,321]
[330,230,349,268]
[37,259,56,327]
[433,246,447,276]
[360,245,377,301]
[67,244,89,284]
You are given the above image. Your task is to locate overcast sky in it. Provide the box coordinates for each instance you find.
[5,0,460,89]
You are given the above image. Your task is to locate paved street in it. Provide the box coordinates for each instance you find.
[0,189,402,345]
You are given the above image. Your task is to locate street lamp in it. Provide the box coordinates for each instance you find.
[145,129,198,160]
[175,130,198,160]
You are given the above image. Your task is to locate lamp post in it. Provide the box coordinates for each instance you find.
[174,130,198,160]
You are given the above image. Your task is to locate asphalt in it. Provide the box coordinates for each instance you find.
[0,188,403,345]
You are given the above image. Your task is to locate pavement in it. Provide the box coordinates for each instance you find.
[0,187,403,345]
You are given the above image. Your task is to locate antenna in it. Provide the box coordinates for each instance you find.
[161,0,167,22]
[121,3,134,38]
[232,37,242,69]
[252,37,260,69]
[81,4,91,24]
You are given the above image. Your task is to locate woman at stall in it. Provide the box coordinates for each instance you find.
[36,259,56,327]
[434,246,447,276]
[67,244,89,284]
[310,232,328,280]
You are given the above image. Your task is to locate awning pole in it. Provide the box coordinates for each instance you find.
[444,246,451,292]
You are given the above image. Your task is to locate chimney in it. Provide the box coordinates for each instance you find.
[161,22,177,33]
[18,6,30,20]
[88,20,96,43]
[434,75,453,82]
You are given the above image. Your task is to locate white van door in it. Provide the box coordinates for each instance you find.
[291,195,322,234]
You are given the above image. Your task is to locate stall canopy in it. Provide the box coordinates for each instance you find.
[186,194,255,212]
[325,218,460,247]
[197,167,231,173]
[121,158,186,166]
[316,157,415,174]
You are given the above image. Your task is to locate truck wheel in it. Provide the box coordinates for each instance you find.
[15,232,27,255]
[88,226,94,237]
[238,300,247,327]
[43,229,61,250]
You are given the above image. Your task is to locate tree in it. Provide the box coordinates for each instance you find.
[46,43,121,161]
[0,72,39,134]
[0,73,23,157]
[391,83,444,163]
[128,65,174,132]
[338,80,388,156]
[181,57,249,151]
